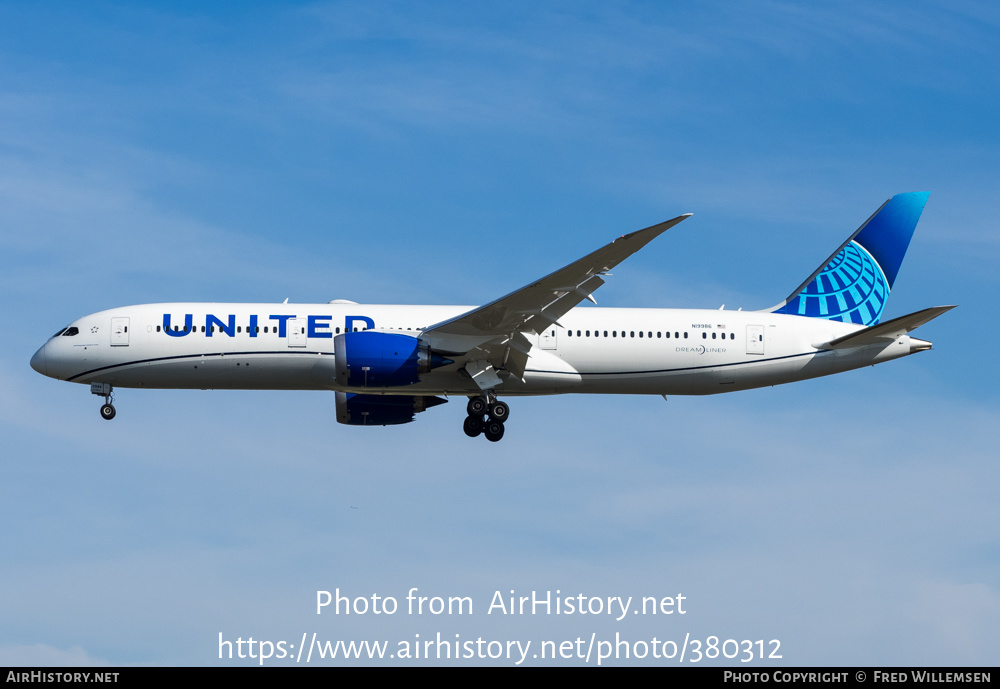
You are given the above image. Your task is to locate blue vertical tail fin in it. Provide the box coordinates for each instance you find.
[768,192,929,326]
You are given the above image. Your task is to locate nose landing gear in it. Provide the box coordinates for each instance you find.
[463,393,509,442]
[91,382,116,420]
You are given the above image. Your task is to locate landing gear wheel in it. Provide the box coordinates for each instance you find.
[463,415,483,438]
[467,397,487,417]
[484,421,505,442]
[100,404,116,420]
[488,401,510,422]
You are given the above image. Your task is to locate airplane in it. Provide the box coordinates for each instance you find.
[30,192,954,442]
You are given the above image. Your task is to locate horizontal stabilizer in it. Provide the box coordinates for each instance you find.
[816,305,956,350]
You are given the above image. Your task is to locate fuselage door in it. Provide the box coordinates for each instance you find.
[110,317,129,346]
[539,327,558,350]
[746,325,764,355]
[288,318,307,348]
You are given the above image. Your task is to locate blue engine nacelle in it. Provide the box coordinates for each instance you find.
[335,392,448,426]
[334,331,453,388]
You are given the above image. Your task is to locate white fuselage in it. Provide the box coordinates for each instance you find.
[31,302,927,397]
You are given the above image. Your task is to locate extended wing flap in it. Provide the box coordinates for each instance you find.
[476,332,532,381]
[816,305,956,350]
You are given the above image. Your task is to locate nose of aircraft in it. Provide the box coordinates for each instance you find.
[30,344,48,376]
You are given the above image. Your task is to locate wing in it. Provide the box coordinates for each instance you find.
[422,214,692,381]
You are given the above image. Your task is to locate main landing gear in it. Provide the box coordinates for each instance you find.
[463,393,510,442]
[91,382,116,420]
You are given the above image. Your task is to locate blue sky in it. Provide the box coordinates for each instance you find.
[2,1,997,666]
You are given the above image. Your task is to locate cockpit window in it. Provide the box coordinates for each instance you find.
[61,327,79,336]
[52,328,67,338]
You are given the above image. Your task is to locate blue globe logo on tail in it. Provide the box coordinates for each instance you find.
[779,240,888,325]
[771,192,929,327]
